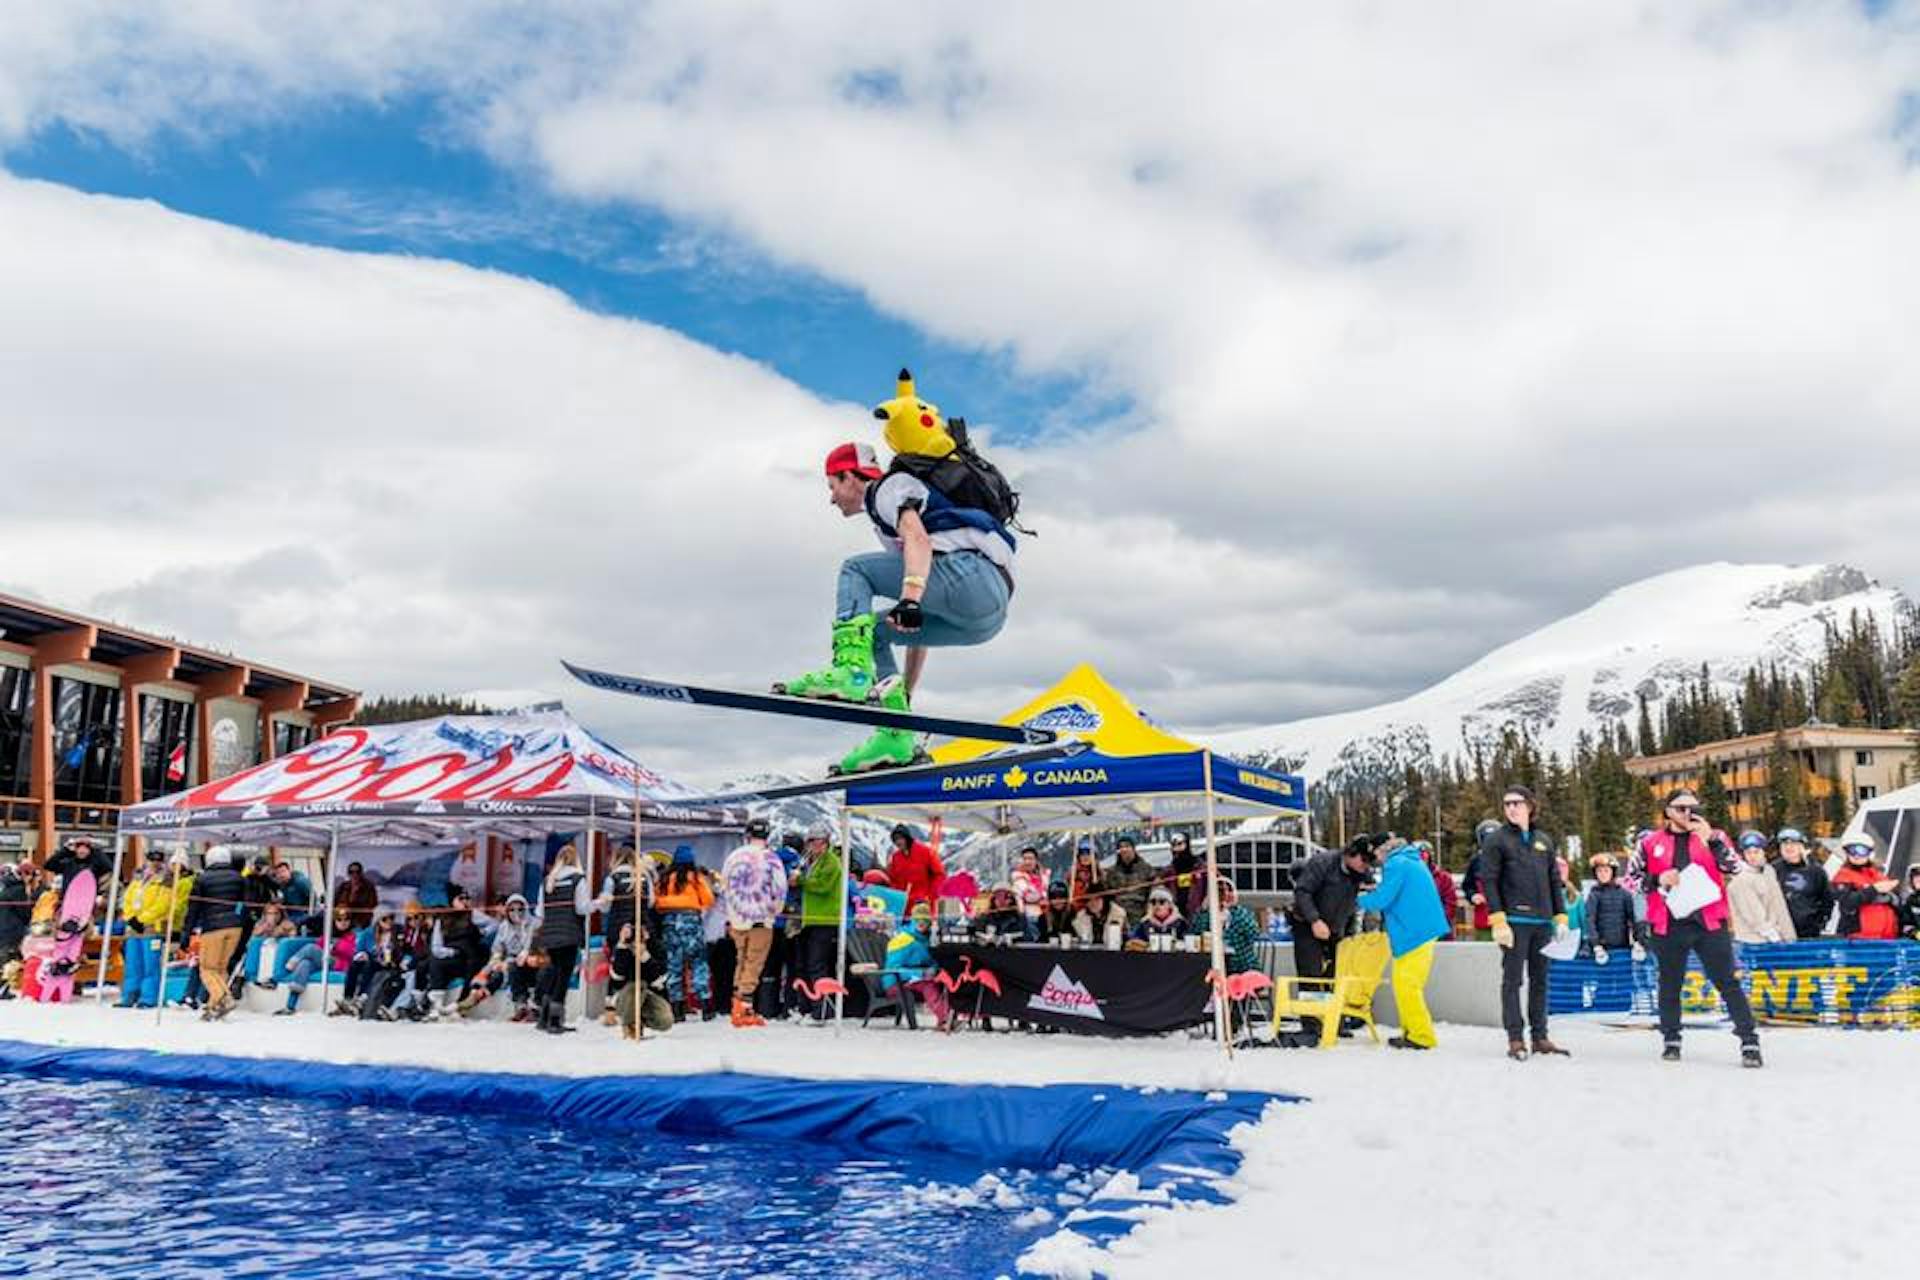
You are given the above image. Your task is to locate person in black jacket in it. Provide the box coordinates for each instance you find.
[183,846,251,1020]
[1900,864,1920,940]
[1582,853,1635,961]
[1772,828,1831,939]
[1284,838,1379,1044]
[1481,786,1568,1059]
[0,863,30,971]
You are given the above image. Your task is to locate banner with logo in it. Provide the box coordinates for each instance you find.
[118,709,743,844]
[930,943,1212,1037]
[1548,940,1920,1027]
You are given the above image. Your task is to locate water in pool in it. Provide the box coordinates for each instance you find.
[0,1074,1081,1279]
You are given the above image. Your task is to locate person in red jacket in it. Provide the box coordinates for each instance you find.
[1625,788,1761,1067]
[1418,842,1459,938]
[884,824,945,913]
[1831,838,1899,939]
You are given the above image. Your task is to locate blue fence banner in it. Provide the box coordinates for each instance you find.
[1548,939,1920,1027]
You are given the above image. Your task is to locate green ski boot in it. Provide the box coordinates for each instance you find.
[831,678,927,775]
[774,614,879,702]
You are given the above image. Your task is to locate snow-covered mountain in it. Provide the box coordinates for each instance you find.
[1212,563,1909,782]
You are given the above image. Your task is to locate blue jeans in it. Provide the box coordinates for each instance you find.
[119,935,159,1007]
[663,912,710,1003]
[836,550,1011,680]
[271,936,314,983]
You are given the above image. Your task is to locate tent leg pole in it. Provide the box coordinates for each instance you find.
[318,820,340,1017]
[93,834,124,1005]
[1203,752,1230,1058]
[835,807,851,1036]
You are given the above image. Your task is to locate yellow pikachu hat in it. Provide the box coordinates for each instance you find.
[872,368,956,459]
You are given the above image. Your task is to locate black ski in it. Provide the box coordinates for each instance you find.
[561,661,1056,745]
[678,742,1089,806]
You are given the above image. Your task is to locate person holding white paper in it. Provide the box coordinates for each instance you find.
[1626,789,1762,1068]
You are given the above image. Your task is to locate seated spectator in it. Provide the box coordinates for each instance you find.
[270,936,333,1016]
[1832,839,1900,940]
[1728,832,1796,944]
[1901,864,1920,940]
[1011,847,1047,940]
[1104,838,1157,928]
[1773,829,1832,938]
[1582,853,1635,962]
[968,886,1024,939]
[334,909,396,1018]
[880,903,949,1027]
[387,903,435,1020]
[425,888,489,1020]
[1129,887,1188,946]
[461,893,540,1020]
[1068,840,1114,933]
[246,902,299,991]
[1190,881,1260,974]
[1038,881,1078,942]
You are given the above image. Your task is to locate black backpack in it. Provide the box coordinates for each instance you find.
[887,418,1031,534]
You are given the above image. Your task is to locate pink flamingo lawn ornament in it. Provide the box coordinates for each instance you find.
[932,953,1003,1032]
[790,976,849,1004]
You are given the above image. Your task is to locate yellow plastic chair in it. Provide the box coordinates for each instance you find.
[1271,931,1390,1047]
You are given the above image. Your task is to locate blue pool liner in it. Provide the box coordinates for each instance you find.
[0,1038,1290,1244]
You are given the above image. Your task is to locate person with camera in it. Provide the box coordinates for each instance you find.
[1625,789,1761,1067]
[1481,786,1569,1061]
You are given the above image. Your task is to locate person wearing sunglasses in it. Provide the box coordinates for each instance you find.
[1626,789,1761,1067]
[1481,786,1569,1060]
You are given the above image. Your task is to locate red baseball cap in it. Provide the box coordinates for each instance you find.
[824,441,882,480]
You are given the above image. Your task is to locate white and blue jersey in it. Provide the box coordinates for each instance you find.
[864,473,1016,583]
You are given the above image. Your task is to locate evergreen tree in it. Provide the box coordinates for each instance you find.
[1762,732,1803,836]
[357,694,499,726]
[1636,695,1657,756]
[1697,759,1732,833]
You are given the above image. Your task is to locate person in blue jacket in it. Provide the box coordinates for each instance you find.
[1357,836,1450,1050]
[881,903,950,1027]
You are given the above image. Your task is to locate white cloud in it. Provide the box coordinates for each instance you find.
[4,3,1920,781]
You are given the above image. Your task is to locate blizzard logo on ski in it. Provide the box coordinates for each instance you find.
[1029,965,1104,1020]
[591,675,693,703]
[1024,700,1101,735]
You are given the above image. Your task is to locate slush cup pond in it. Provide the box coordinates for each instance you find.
[0,1074,1081,1279]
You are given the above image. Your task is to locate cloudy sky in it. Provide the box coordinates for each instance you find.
[4,3,1918,786]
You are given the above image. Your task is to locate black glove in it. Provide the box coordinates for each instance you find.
[887,598,924,633]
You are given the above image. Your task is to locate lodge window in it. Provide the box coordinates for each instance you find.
[0,666,32,797]
[139,694,196,798]
[1856,750,1874,766]
[273,721,316,757]
[1859,785,1878,802]
[50,676,122,806]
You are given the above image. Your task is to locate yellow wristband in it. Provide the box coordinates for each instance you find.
[903,575,928,589]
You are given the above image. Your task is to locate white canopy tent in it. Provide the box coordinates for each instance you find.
[1842,780,1920,877]
[107,710,742,1020]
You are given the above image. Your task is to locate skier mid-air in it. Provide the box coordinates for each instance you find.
[776,370,1021,775]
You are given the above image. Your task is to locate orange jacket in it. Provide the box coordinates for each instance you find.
[655,873,715,913]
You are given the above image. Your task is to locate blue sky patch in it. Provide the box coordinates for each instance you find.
[2,94,1119,441]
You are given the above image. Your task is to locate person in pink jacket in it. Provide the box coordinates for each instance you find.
[1625,789,1761,1067]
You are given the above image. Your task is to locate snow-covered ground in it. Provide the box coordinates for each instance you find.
[0,1001,1903,1278]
